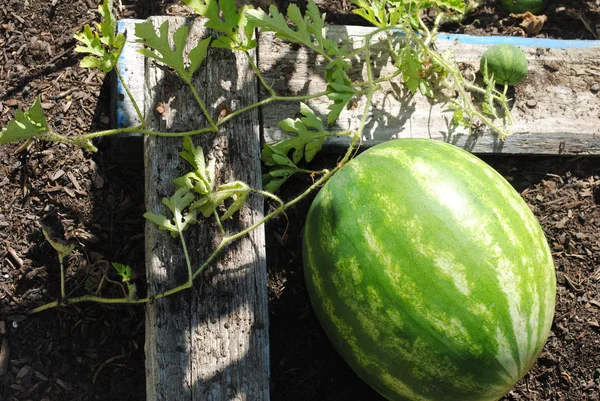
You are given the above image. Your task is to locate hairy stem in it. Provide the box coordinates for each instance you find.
[60,257,66,301]
[245,50,275,96]
[179,227,194,288]
[185,77,218,132]
[115,65,145,128]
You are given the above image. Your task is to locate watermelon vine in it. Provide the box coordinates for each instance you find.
[2,0,519,314]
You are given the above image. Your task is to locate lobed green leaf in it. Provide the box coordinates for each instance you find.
[0,98,50,144]
[182,0,257,50]
[246,0,339,57]
[112,262,133,282]
[135,21,211,81]
[190,181,250,220]
[175,136,214,195]
[144,187,198,238]
[263,102,327,168]
[74,0,125,73]
[262,167,296,193]
[325,59,354,124]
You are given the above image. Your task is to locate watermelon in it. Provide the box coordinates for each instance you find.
[480,44,528,86]
[303,139,556,401]
[500,0,547,15]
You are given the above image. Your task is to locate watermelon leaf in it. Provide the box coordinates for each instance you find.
[351,0,388,27]
[246,1,340,57]
[144,187,198,238]
[74,0,125,73]
[262,103,327,168]
[173,136,215,195]
[111,262,137,300]
[325,59,354,124]
[399,46,433,97]
[135,20,212,81]
[0,98,50,144]
[190,181,250,220]
[182,0,257,50]
[263,167,297,193]
[112,262,133,283]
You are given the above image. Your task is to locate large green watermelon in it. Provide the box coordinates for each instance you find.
[303,139,556,401]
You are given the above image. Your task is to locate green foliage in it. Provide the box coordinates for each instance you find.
[246,0,356,124]
[325,59,354,124]
[144,187,198,238]
[398,46,433,97]
[135,20,212,81]
[173,136,215,195]
[112,263,137,300]
[191,181,250,220]
[0,98,50,144]
[74,0,125,72]
[112,263,133,282]
[246,2,341,57]
[145,137,250,235]
[262,103,329,192]
[182,0,257,50]
[264,103,327,166]
[21,0,521,314]
[353,0,465,28]
[262,167,298,193]
[352,0,389,27]
[41,223,75,261]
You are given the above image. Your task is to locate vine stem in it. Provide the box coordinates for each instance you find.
[178,223,194,289]
[115,65,145,128]
[419,42,510,138]
[73,91,332,143]
[185,77,218,132]
[27,130,357,315]
[245,50,275,96]
[59,257,66,301]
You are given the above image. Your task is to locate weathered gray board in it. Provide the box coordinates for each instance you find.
[117,16,600,401]
[258,26,600,155]
[143,17,269,401]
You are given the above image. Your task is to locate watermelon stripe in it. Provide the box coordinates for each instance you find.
[303,139,556,401]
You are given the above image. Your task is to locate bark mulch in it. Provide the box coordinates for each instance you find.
[1,1,599,400]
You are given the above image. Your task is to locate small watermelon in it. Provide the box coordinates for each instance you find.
[500,0,548,15]
[480,44,528,86]
[303,139,556,401]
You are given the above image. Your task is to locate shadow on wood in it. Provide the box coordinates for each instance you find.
[258,25,600,155]
[142,16,269,401]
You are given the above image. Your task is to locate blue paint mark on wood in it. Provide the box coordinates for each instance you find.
[437,33,600,49]
[114,19,145,135]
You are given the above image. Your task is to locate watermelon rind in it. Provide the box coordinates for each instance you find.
[303,139,556,401]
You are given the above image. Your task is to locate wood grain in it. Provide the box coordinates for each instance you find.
[143,16,269,401]
[258,25,600,155]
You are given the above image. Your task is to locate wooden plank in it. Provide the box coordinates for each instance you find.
[112,19,146,134]
[143,17,269,401]
[258,26,600,155]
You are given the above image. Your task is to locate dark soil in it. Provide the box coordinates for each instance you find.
[1,1,599,401]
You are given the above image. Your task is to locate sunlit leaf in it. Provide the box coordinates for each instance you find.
[0,98,50,144]
[246,0,340,56]
[262,103,327,168]
[144,187,198,238]
[112,262,133,282]
[135,20,211,80]
[74,0,125,73]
